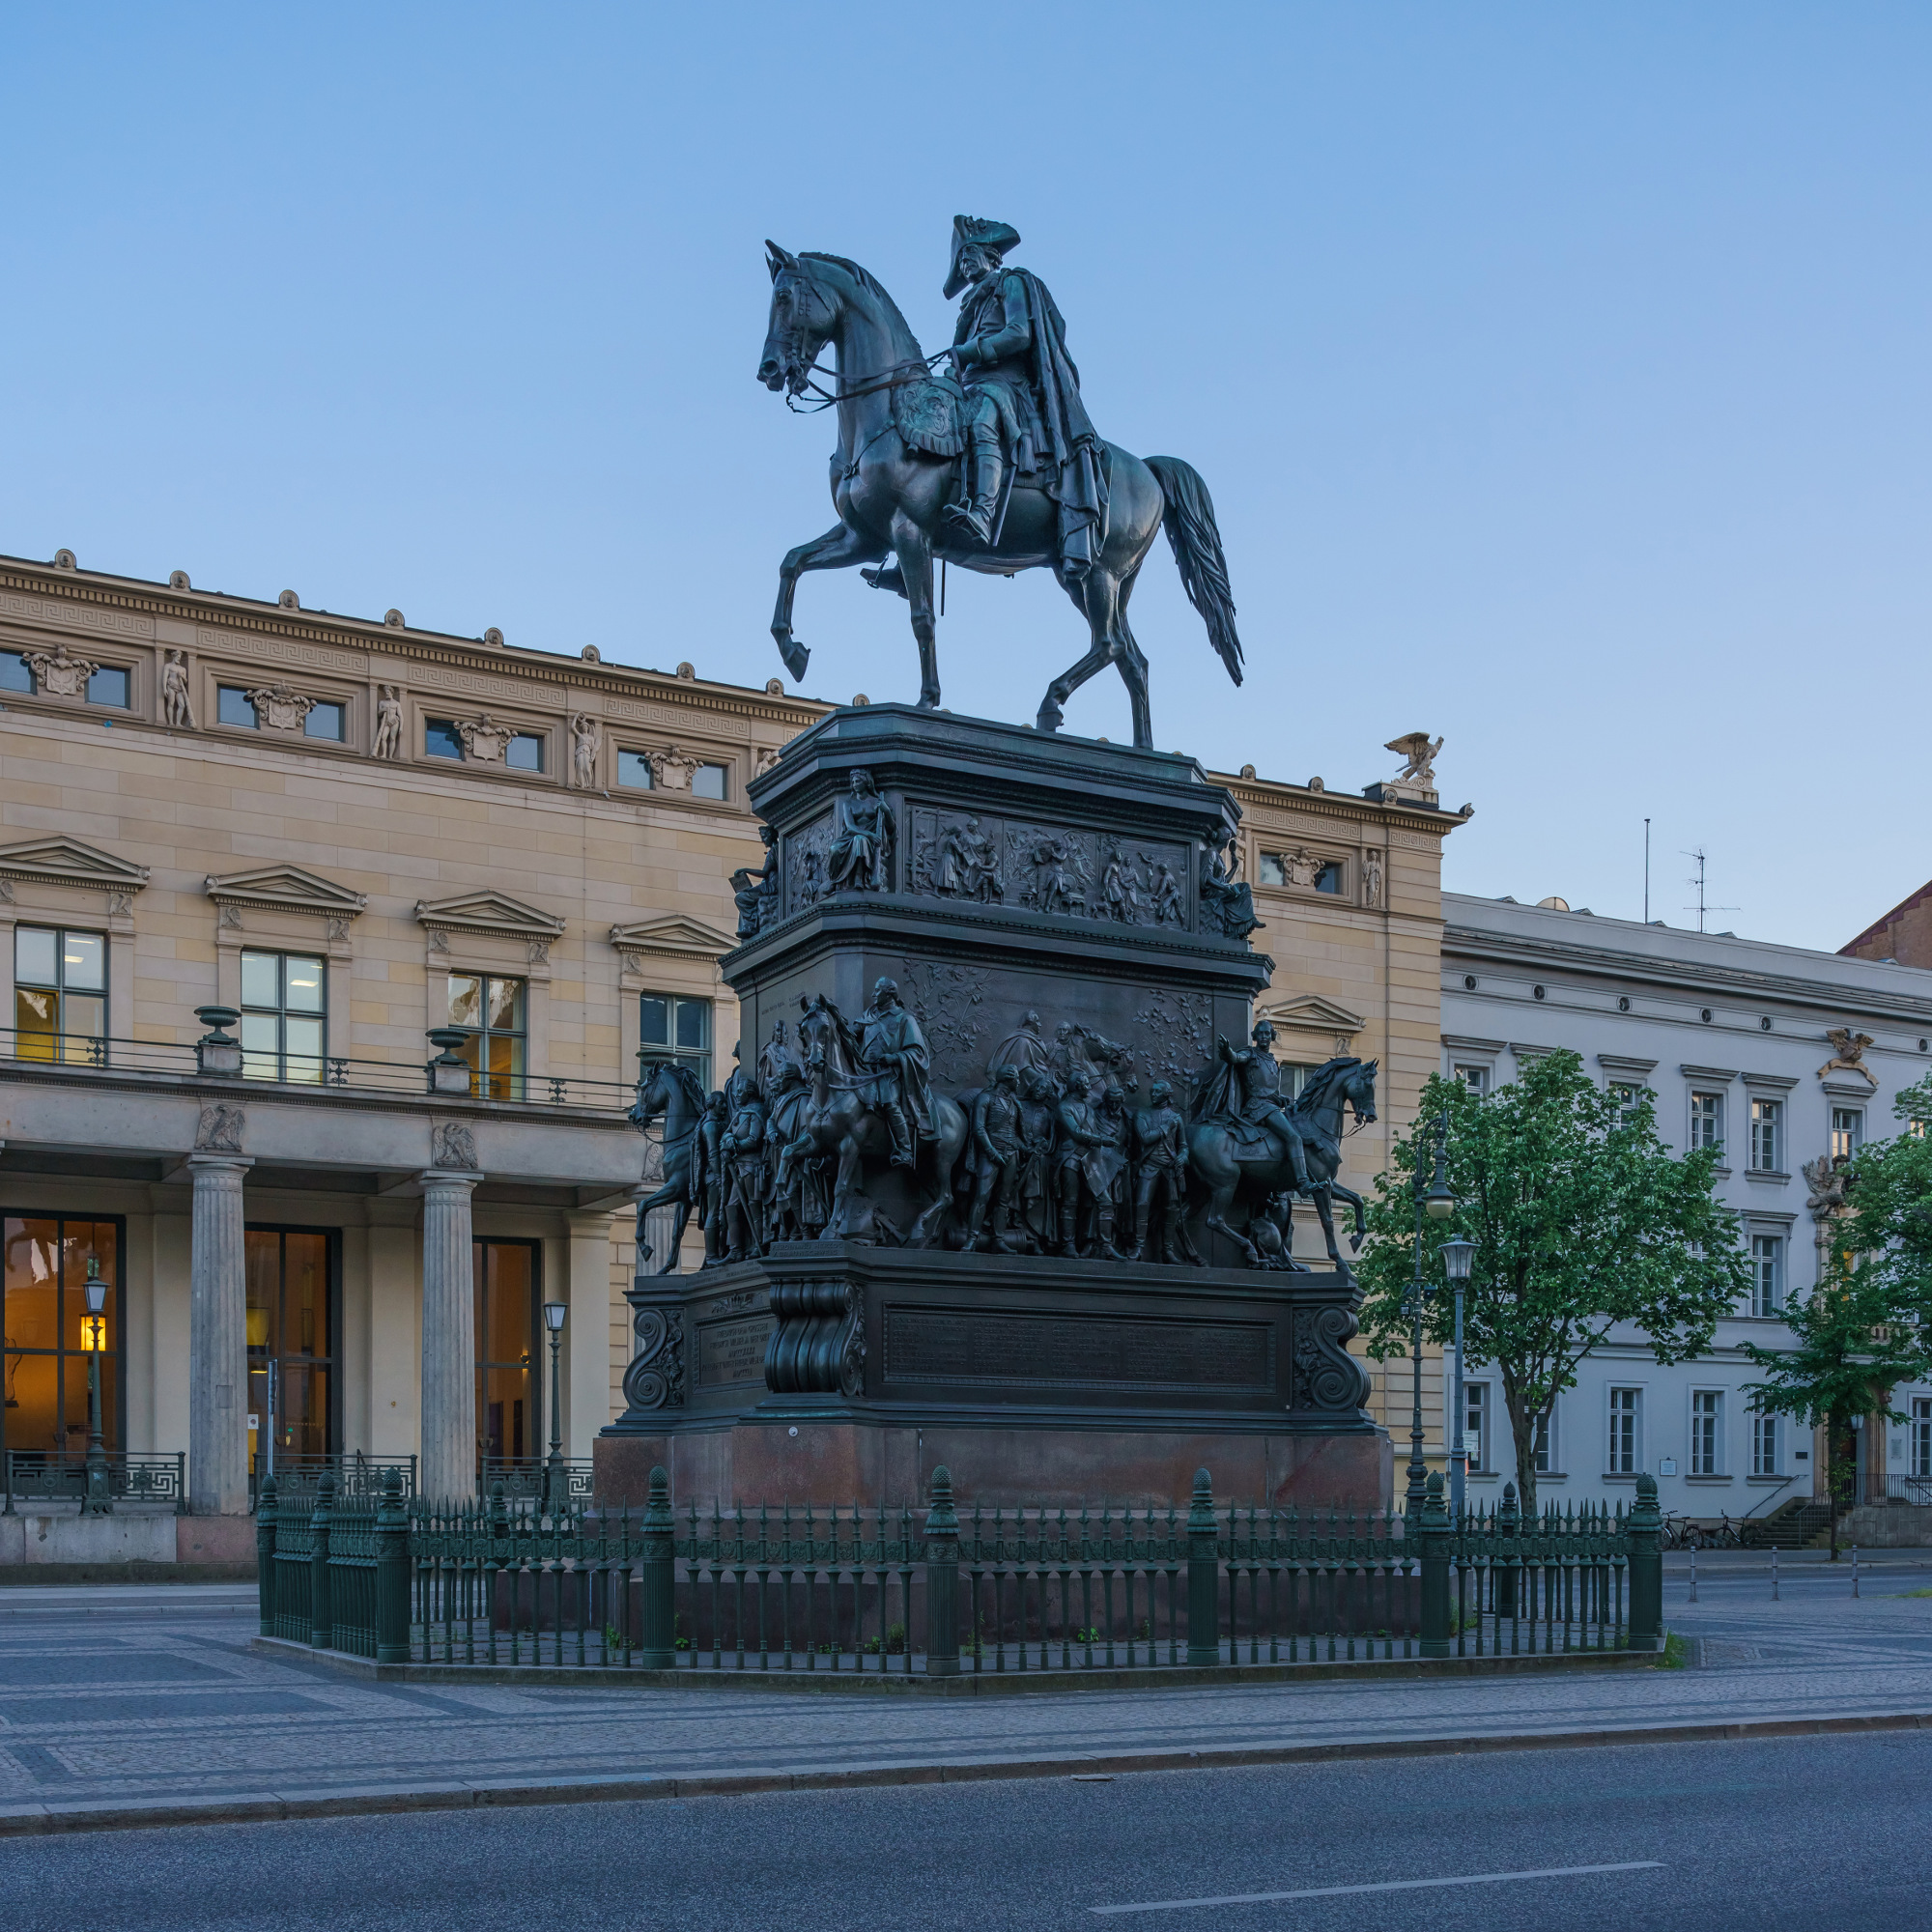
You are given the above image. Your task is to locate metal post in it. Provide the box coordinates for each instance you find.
[1494,1481,1520,1619]
[1689,1544,1697,1604]
[1449,1284,1466,1518]
[637,1466,676,1668]
[256,1475,278,1637]
[1772,1547,1779,1601]
[375,1466,411,1664]
[923,1465,961,1677]
[1418,1472,1451,1658]
[1627,1472,1662,1650]
[1853,1544,1861,1599]
[1186,1467,1221,1666]
[309,1467,335,1652]
[544,1322,565,1513]
[82,1327,111,1517]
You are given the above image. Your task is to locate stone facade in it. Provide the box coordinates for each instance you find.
[0,548,1460,1517]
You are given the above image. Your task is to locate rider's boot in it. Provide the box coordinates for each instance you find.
[861,561,908,599]
[943,424,1002,547]
[884,1102,915,1167]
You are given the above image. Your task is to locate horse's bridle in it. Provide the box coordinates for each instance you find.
[772,268,948,414]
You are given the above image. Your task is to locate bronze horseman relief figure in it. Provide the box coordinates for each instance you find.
[756,219,1247,750]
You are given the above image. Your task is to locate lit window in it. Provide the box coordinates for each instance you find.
[86,666,129,707]
[1453,1064,1490,1097]
[1609,1081,1646,1125]
[424,719,463,760]
[691,762,728,801]
[475,1237,540,1470]
[218,686,257,728]
[1,1215,121,1461]
[1831,1108,1863,1161]
[1463,1382,1489,1473]
[505,733,544,773]
[1690,1390,1722,1476]
[1257,852,1286,887]
[14,927,106,1065]
[640,993,711,1090]
[304,701,345,742]
[1690,1092,1723,1153]
[1314,862,1344,895]
[245,1228,333,1468]
[239,951,326,1084]
[448,974,526,1099]
[617,750,654,790]
[1608,1387,1640,1474]
[1749,1234,1783,1317]
[1749,1097,1781,1171]
[1752,1413,1779,1478]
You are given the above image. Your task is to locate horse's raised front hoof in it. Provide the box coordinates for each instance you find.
[773,631,810,680]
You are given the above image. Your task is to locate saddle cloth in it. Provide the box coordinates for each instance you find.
[892,375,968,460]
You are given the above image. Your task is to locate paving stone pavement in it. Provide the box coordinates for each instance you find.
[1,1557,1931,1825]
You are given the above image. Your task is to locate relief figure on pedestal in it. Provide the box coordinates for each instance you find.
[1130,1081,1201,1265]
[827,768,895,893]
[720,1084,769,1263]
[626,1059,711,1278]
[731,824,780,940]
[1199,830,1260,941]
[962,1065,1024,1253]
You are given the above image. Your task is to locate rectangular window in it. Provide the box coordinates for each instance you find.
[1453,1064,1490,1097]
[616,749,654,790]
[1749,1097,1781,1172]
[217,686,257,728]
[85,666,130,707]
[1690,1389,1722,1476]
[3,1215,122,1466]
[1749,1234,1783,1317]
[1831,1108,1863,1161]
[1463,1381,1489,1473]
[1313,861,1344,895]
[475,1238,539,1470]
[0,651,30,693]
[1608,1082,1646,1125]
[1915,1399,1932,1481]
[1752,1412,1780,1478]
[447,974,526,1099]
[14,926,106,1065]
[303,701,345,742]
[1279,1063,1315,1101]
[239,951,327,1084]
[1533,1404,1554,1474]
[424,719,463,760]
[639,992,711,1091]
[244,1227,334,1470]
[1608,1387,1640,1474]
[505,732,544,773]
[1690,1091,1723,1154]
[691,762,728,801]
[1257,852,1287,887]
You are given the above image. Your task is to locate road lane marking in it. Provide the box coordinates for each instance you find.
[1090,1861,1665,1915]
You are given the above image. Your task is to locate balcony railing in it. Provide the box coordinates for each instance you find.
[0,1026,639,1112]
[3,1450,187,1513]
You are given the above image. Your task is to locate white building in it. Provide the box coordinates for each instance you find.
[1438,894,1932,1529]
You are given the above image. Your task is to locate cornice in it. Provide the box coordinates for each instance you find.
[1214,772,1466,838]
[1442,923,1932,1025]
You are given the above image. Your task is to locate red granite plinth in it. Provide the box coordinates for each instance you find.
[594,1416,1390,1513]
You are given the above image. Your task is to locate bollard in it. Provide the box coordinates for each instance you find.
[1690,1544,1697,1604]
[1853,1544,1861,1600]
[636,1466,677,1668]
[1186,1468,1222,1666]
[1773,1547,1779,1602]
[309,1468,335,1652]
[1419,1473,1452,1659]
[375,1466,411,1664]
[923,1465,961,1677]
[1494,1482,1520,1620]
[256,1476,278,1638]
[1626,1473,1662,1651]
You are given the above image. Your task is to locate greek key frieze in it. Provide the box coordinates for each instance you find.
[194,628,368,676]
[0,594,154,639]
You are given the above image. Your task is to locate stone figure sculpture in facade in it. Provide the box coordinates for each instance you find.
[569,713,602,790]
[1385,733,1443,788]
[1818,1027,1879,1088]
[372,685,404,760]
[827,768,895,893]
[160,649,195,729]
[756,231,1244,751]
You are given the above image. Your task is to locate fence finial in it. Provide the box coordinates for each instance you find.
[925,1464,958,1536]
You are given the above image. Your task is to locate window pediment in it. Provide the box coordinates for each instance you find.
[0,836,150,893]
[1259,993,1366,1039]
[204,865,367,919]
[610,914,736,961]
[414,890,566,943]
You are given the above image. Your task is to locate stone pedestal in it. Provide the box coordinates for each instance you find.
[186,1153,251,1516]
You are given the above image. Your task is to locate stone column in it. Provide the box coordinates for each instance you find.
[565,1208,620,1459]
[187,1154,253,1516]
[418,1169,480,1502]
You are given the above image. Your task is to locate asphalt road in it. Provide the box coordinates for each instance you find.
[1,1728,1924,1931]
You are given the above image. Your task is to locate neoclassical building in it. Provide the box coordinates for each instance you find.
[0,546,1462,1532]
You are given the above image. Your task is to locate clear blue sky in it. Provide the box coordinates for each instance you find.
[5,4,1926,952]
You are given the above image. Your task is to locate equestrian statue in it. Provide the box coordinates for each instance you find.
[756,217,1245,751]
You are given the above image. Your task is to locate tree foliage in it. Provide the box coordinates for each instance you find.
[1356,1050,1749,1517]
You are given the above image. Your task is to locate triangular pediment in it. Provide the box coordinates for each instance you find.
[1260,992,1366,1037]
[205,866,367,917]
[414,890,565,939]
[610,913,736,960]
[0,837,149,891]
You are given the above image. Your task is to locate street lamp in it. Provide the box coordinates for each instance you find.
[1406,1111,1457,1514]
[1438,1236,1478,1515]
[79,1257,110,1516]
[542,1300,568,1511]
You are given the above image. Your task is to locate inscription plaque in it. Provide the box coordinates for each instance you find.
[884,1305,1271,1393]
[698,1313,776,1388]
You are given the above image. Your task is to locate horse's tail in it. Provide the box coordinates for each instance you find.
[1144,454,1243,686]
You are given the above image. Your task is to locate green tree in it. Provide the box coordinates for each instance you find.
[1357,1051,1749,1518]
[1742,1076,1932,1558]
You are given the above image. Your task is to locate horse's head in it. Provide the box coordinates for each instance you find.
[630,1058,698,1130]
[758,242,838,397]
[1342,1058,1378,1127]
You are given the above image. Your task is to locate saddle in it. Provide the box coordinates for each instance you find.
[1222,1118,1286,1159]
[892,374,967,460]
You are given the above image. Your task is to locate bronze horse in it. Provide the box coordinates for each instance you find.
[756,245,1243,752]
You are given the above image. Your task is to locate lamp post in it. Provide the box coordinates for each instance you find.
[1439,1236,1478,1515]
[1406,1110,1457,1514]
[80,1257,111,1516]
[542,1300,568,1510]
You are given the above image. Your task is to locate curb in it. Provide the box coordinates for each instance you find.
[248,1635,1659,1694]
[5,1709,1930,1838]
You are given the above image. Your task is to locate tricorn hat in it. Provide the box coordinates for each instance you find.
[944,214,1021,298]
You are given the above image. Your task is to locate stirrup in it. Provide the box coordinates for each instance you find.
[862,562,907,598]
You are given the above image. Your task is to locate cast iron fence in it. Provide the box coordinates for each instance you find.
[2,1450,187,1513]
[258,1466,1663,1674]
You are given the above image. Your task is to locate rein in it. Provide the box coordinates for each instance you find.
[784,350,950,414]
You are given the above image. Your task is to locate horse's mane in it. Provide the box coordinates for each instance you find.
[1293,1057,1364,1114]
[799,252,923,353]
[642,1058,707,1109]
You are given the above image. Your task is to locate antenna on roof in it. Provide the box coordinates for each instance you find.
[1682,848,1739,935]
[1643,818,1650,923]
